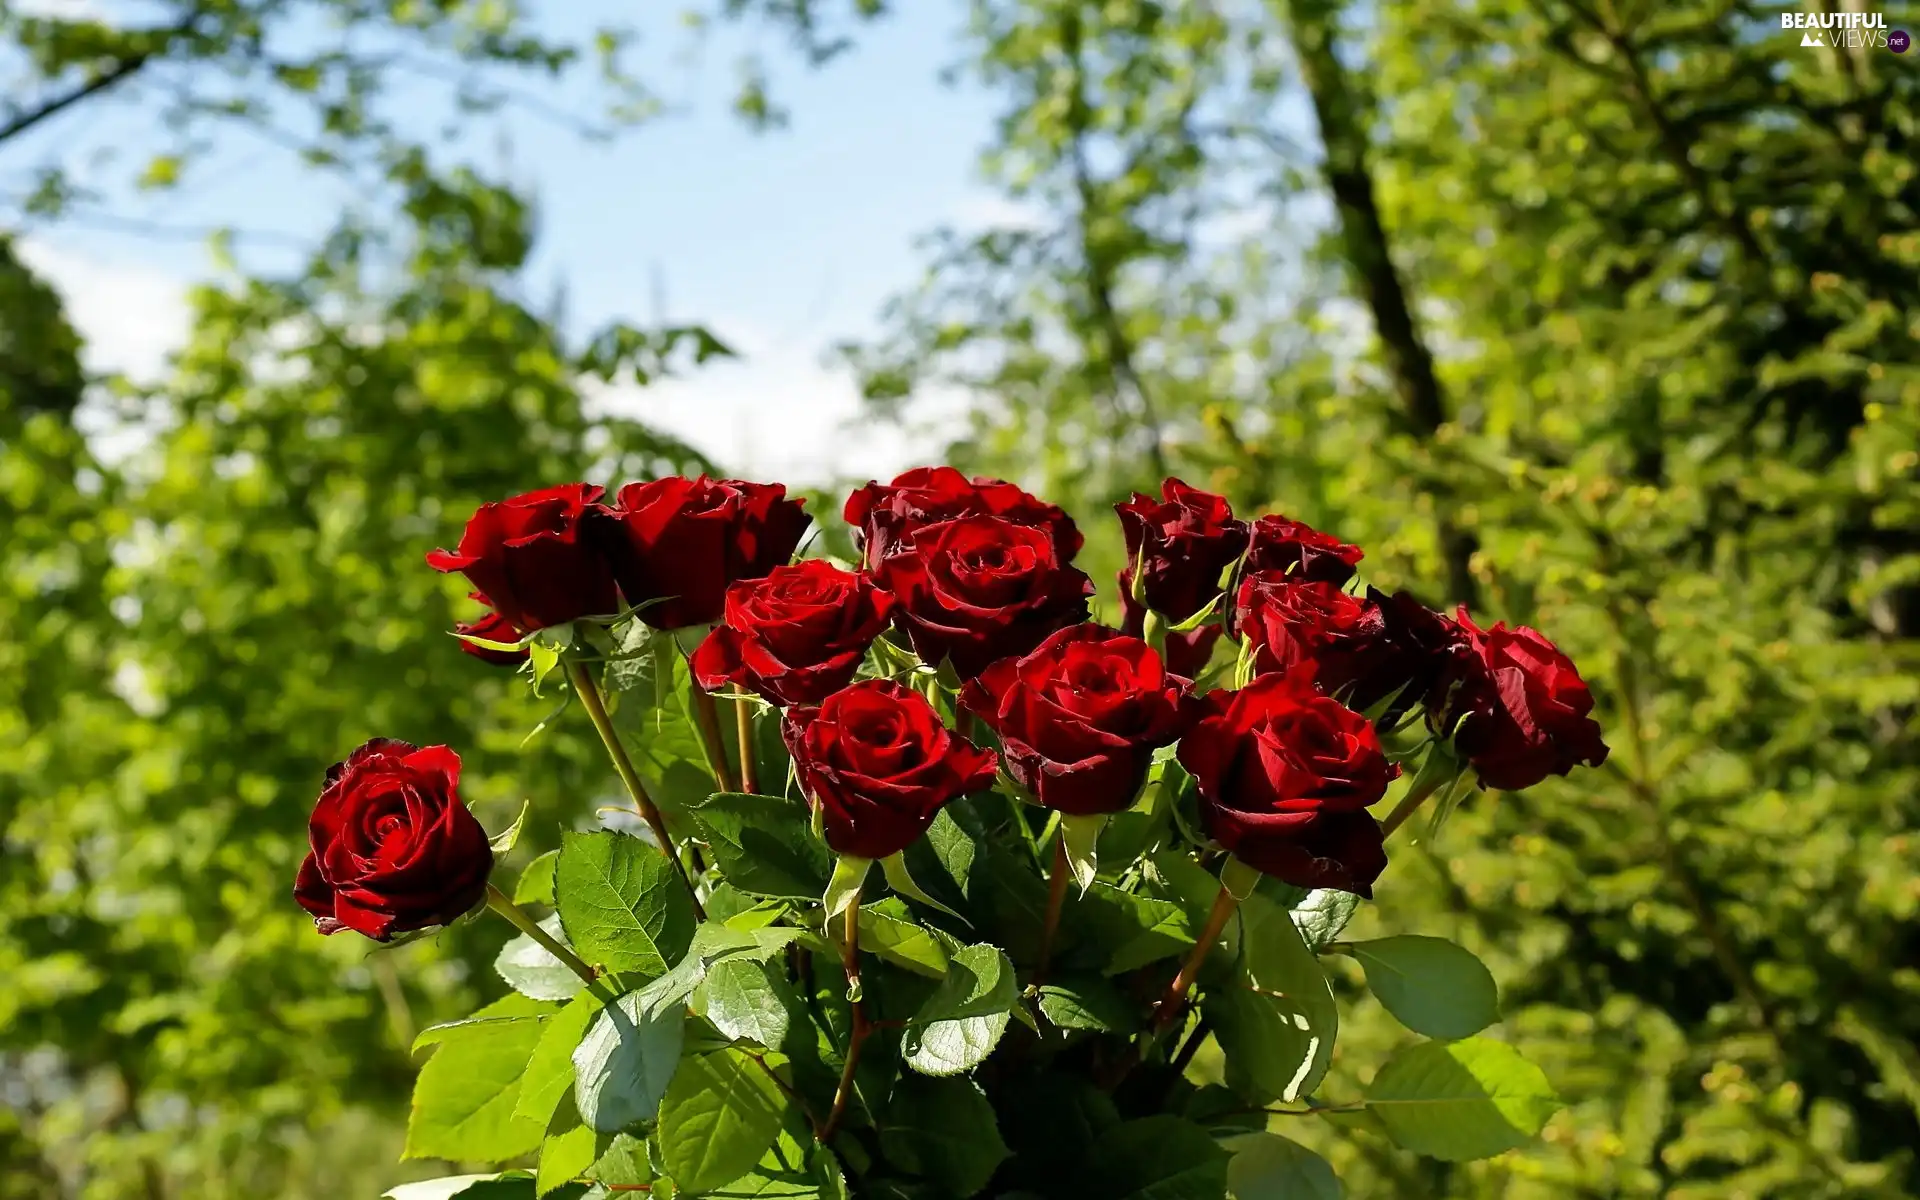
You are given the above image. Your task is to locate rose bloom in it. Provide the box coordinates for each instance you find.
[691,560,895,706]
[1235,573,1383,684]
[876,514,1094,678]
[844,466,1082,570]
[960,624,1192,816]
[593,475,812,630]
[1115,477,1249,624]
[1178,670,1400,896]
[1240,513,1365,586]
[784,680,999,860]
[427,483,620,632]
[1434,610,1609,791]
[294,738,493,941]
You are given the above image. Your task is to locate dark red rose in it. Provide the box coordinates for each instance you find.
[594,475,812,630]
[1241,514,1364,586]
[1340,589,1469,725]
[690,560,896,707]
[1115,478,1249,624]
[960,624,1193,816]
[1236,573,1383,686]
[294,738,493,941]
[427,484,620,632]
[1435,610,1609,791]
[783,680,999,860]
[844,467,1082,570]
[455,594,531,667]
[1178,670,1400,896]
[875,515,1095,678]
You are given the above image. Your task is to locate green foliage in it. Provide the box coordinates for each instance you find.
[554,830,696,979]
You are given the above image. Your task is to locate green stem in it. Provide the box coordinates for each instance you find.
[566,659,705,919]
[734,688,760,795]
[1034,834,1070,991]
[690,680,740,794]
[1152,883,1242,1036]
[486,884,614,1002]
[820,900,868,1144]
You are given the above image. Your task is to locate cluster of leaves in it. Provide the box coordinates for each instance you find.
[398,600,1560,1199]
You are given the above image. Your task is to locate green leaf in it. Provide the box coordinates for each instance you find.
[1347,935,1499,1040]
[555,829,696,978]
[853,898,951,979]
[700,957,794,1048]
[516,849,561,906]
[588,1132,654,1186]
[571,988,686,1134]
[414,994,555,1053]
[882,850,963,920]
[1089,1115,1229,1200]
[1037,975,1135,1033]
[1364,1038,1561,1162]
[903,943,1017,1076]
[1058,813,1107,893]
[1080,884,1194,976]
[491,798,531,854]
[538,1114,602,1197]
[1222,1132,1342,1200]
[1289,890,1359,953]
[824,854,873,920]
[610,627,728,817]
[909,806,979,903]
[516,992,604,1125]
[656,1048,789,1194]
[878,1076,1010,1199]
[382,1177,508,1200]
[496,912,588,1002]
[405,1007,548,1162]
[692,792,835,899]
[1210,893,1337,1104]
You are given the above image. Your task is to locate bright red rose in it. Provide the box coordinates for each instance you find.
[960,624,1193,816]
[875,515,1094,678]
[1236,573,1384,686]
[594,475,811,630]
[294,739,493,941]
[690,560,896,706]
[1178,671,1400,896]
[1115,478,1249,624]
[783,680,999,860]
[427,484,620,632]
[455,594,530,667]
[844,466,1082,570]
[1435,610,1609,791]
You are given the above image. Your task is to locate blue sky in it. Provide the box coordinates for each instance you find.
[10,1,1012,482]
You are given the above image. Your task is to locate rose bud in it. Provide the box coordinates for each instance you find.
[426,484,620,632]
[1433,610,1609,791]
[455,593,531,667]
[293,738,493,941]
[1115,477,1250,625]
[960,624,1193,816]
[875,514,1095,679]
[784,679,999,860]
[844,466,1082,570]
[1178,670,1401,896]
[690,560,896,707]
[594,475,812,630]
[1235,573,1384,686]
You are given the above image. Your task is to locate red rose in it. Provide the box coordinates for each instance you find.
[1437,610,1609,791]
[1340,589,1469,725]
[844,466,1082,570]
[690,560,896,707]
[875,515,1094,678]
[293,739,493,941]
[1178,671,1400,895]
[1236,573,1383,687]
[1115,478,1249,624]
[594,475,812,630]
[427,484,620,632]
[783,680,999,860]
[959,624,1193,816]
[455,594,531,667]
[1241,514,1364,586]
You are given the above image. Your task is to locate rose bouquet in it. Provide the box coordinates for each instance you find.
[297,470,1608,1199]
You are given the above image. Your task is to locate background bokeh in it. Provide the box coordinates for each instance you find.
[3,1,1918,1196]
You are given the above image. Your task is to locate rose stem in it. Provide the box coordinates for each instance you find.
[733,687,759,794]
[566,660,706,919]
[1152,883,1241,1036]
[690,682,741,795]
[485,883,615,1002]
[1034,833,1070,990]
[820,899,868,1144]
[1379,764,1451,838]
